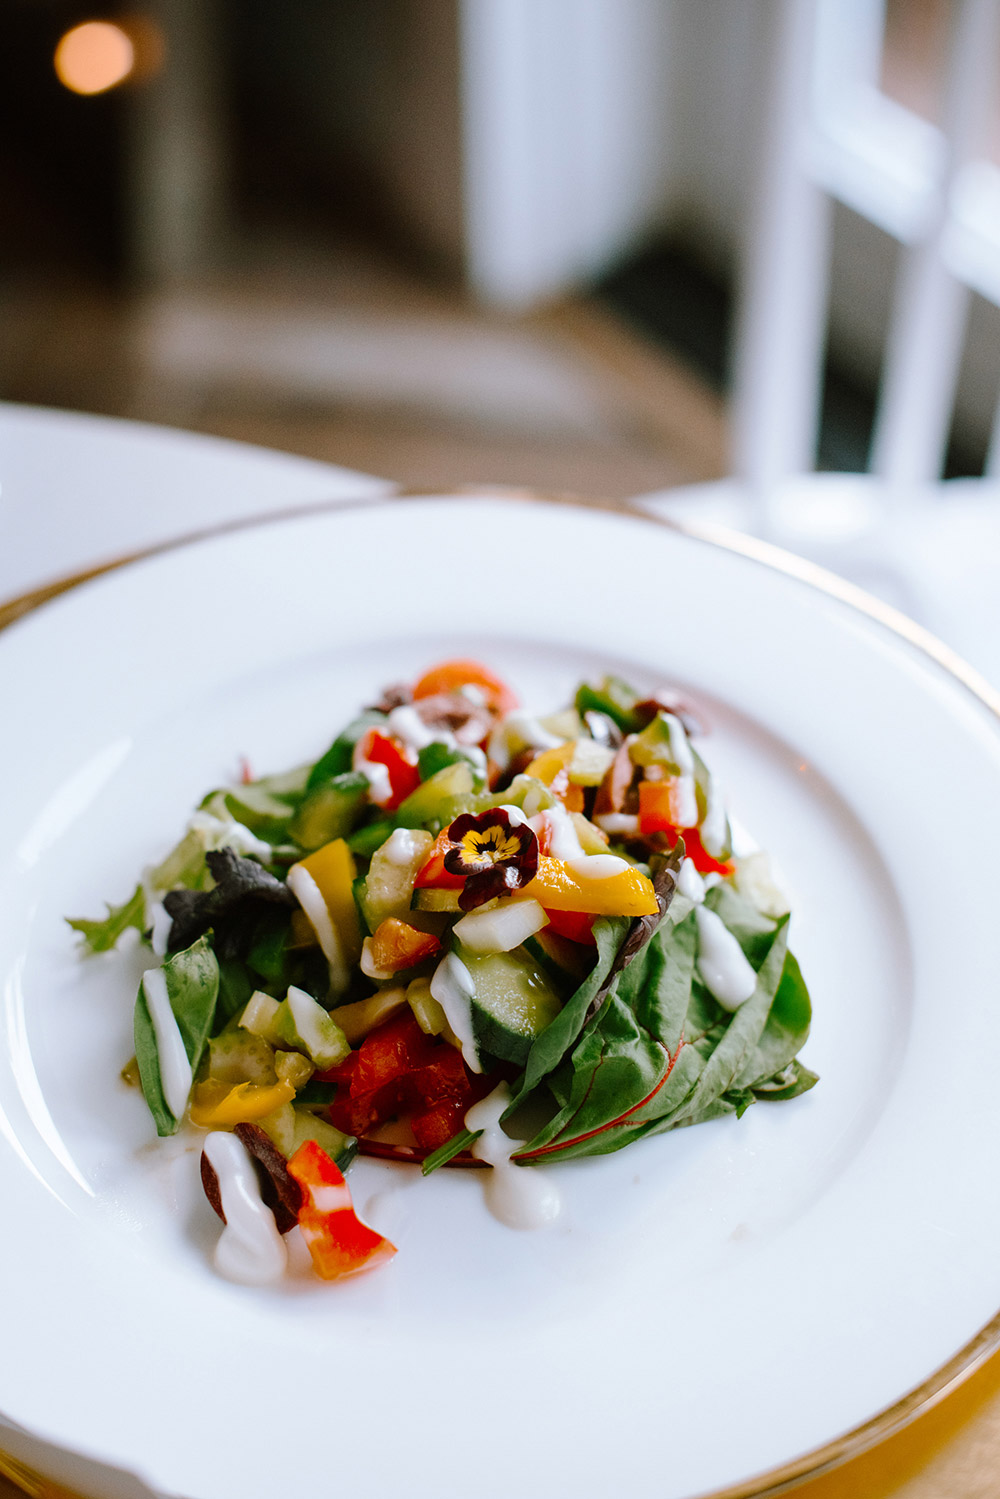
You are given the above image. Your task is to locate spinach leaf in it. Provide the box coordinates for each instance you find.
[67,883,146,953]
[134,936,220,1136]
[505,915,628,1114]
[668,917,790,1128]
[732,949,812,1090]
[752,1058,819,1100]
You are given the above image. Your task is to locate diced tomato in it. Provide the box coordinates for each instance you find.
[406,1044,470,1107]
[351,1011,436,1096]
[287,1140,397,1279]
[544,908,597,945]
[370,918,441,974]
[362,730,421,811]
[314,1051,358,1087]
[413,829,464,889]
[411,1098,468,1151]
[327,1080,400,1138]
[412,659,518,716]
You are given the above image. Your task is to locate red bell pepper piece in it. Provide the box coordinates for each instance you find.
[370,918,441,973]
[637,784,733,876]
[287,1140,397,1279]
[413,829,465,889]
[361,730,421,811]
[544,908,597,945]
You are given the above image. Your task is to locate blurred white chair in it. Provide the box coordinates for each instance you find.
[638,0,1000,689]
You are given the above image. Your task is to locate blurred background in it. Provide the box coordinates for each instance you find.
[2,0,996,500]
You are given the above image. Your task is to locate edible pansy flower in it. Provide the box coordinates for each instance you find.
[443,809,539,911]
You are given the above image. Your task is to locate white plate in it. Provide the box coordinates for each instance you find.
[2,495,1000,1499]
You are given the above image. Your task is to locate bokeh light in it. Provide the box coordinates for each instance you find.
[54,21,135,96]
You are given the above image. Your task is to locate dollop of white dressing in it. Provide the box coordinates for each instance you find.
[383,707,487,775]
[532,803,628,881]
[141,966,192,1120]
[466,1084,561,1229]
[203,1132,288,1285]
[595,812,640,837]
[386,704,441,751]
[695,905,757,1010]
[187,810,272,863]
[429,952,482,1072]
[286,863,349,994]
[381,826,429,866]
[487,711,563,773]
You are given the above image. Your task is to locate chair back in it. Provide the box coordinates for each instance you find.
[732,0,1000,492]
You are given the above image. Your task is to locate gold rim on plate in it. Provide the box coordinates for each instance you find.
[2,486,998,1499]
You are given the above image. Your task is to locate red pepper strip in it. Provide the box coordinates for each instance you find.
[287,1140,397,1279]
[370,918,441,973]
[543,908,597,946]
[413,830,465,889]
[516,1042,683,1161]
[637,784,733,876]
[362,730,421,811]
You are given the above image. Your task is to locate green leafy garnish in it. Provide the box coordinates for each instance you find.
[67,884,146,953]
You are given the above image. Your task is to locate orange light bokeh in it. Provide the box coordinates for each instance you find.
[54,21,135,96]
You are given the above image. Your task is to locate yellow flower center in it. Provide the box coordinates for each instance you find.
[460,826,521,865]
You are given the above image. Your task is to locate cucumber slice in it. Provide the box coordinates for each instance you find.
[452,897,548,954]
[359,828,434,929]
[289,772,369,851]
[454,941,562,1066]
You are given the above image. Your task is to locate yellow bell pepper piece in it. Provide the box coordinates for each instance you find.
[189,1077,295,1127]
[526,855,658,916]
[295,838,362,965]
[524,741,573,783]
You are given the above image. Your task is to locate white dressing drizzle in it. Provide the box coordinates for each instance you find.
[487,711,563,773]
[141,966,192,1120]
[677,857,706,904]
[351,741,393,807]
[695,905,757,1010]
[286,863,349,994]
[466,1084,561,1229]
[384,706,488,775]
[148,900,172,958]
[386,704,442,751]
[663,714,699,829]
[698,773,729,860]
[203,1131,288,1286]
[532,803,629,881]
[430,953,482,1072]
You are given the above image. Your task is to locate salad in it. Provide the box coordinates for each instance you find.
[70,658,816,1287]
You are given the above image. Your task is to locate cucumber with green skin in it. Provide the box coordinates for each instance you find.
[289,772,369,851]
[454,941,563,1067]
